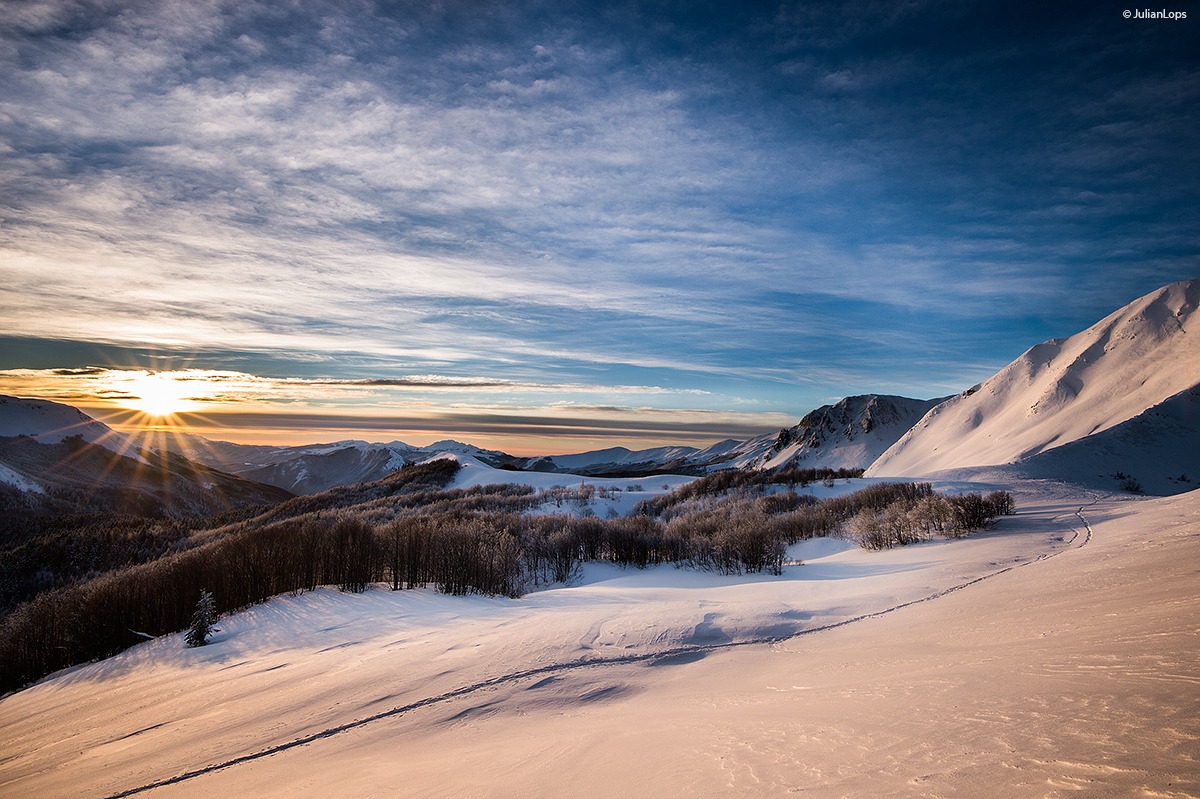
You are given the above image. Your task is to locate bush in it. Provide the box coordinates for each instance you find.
[984,491,1016,516]
[1119,476,1143,494]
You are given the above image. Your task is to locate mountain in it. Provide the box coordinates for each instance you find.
[160,436,521,494]
[519,445,703,477]
[155,392,943,495]
[868,278,1200,483]
[239,444,416,495]
[162,432,712,492]
[165,436,422,494]
[0,396,293,516]
[705,394,945,472]
[0,394,134,452]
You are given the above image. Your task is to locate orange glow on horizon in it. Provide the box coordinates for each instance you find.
[0,366,786,456]
[86,409,722,456]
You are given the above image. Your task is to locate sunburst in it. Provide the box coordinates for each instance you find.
[119,372,201,418]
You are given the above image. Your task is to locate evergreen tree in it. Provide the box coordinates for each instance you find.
[185,589,217,648]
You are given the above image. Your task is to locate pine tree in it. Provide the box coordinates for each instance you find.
[185,589,217,648]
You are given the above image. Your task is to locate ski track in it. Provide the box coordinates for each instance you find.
[101,505,1099,799]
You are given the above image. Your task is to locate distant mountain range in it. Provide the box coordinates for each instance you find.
[2,277,1197,508]
[154,394,944,494]
[0,392,940,503]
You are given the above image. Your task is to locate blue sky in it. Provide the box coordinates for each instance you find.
[0,0,1197,452]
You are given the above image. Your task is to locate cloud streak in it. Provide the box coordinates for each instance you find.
[1,0,1196,442]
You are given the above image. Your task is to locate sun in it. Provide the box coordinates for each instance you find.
[121,373,199,417]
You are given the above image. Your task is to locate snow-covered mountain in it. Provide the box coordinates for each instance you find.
[163,435,526,494]
[239,444,415,495]
[706,394,945,472]
[166,436,421,494]
[519,445,702,475]
[163,433,710,493]
[0,394,130,495]
[0,394,134,452]
[868,277,1200,481]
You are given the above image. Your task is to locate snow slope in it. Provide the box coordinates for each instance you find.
[869,277,1200,477]
[438,452,698,517]
[0,395,133,452]
[0,460,43,494]
[2,483,1196,797]
[0,395,145,498]
[1006,384,1200,494]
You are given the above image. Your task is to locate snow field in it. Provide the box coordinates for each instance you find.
[0,480,1140,799]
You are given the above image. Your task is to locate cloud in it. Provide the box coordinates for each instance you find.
[1,0,1196,431]
[0,366,709,408]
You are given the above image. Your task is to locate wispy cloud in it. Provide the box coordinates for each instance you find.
[1,0,1196,435]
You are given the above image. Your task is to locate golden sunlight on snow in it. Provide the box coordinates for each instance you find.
[1,486,1197,798]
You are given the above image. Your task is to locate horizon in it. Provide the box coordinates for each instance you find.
[2,2,1197,451]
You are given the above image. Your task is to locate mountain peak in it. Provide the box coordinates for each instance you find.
[868,277,1200,477]
[716,394,943,472]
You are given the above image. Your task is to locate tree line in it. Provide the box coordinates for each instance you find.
[0,460,1013,694]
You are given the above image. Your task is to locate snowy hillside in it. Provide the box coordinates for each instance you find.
[0,395,135,495]
[716,394,944,471]
[869,277,1200,478]
[0,396,293,515]
[0,434,293,517]
[0,394,132,452]
[3,484,1196,797]
[1006,384,1200,495]
[440,452,698,516]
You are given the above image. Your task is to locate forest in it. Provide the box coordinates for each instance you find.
[0,459,1012,694]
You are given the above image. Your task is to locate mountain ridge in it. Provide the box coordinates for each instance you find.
[867,277,1200,479]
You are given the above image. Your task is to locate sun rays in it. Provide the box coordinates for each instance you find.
[116,372,201,418]
[0,367,236,512]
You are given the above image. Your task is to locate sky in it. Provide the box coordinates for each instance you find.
[0,0,1197,454]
